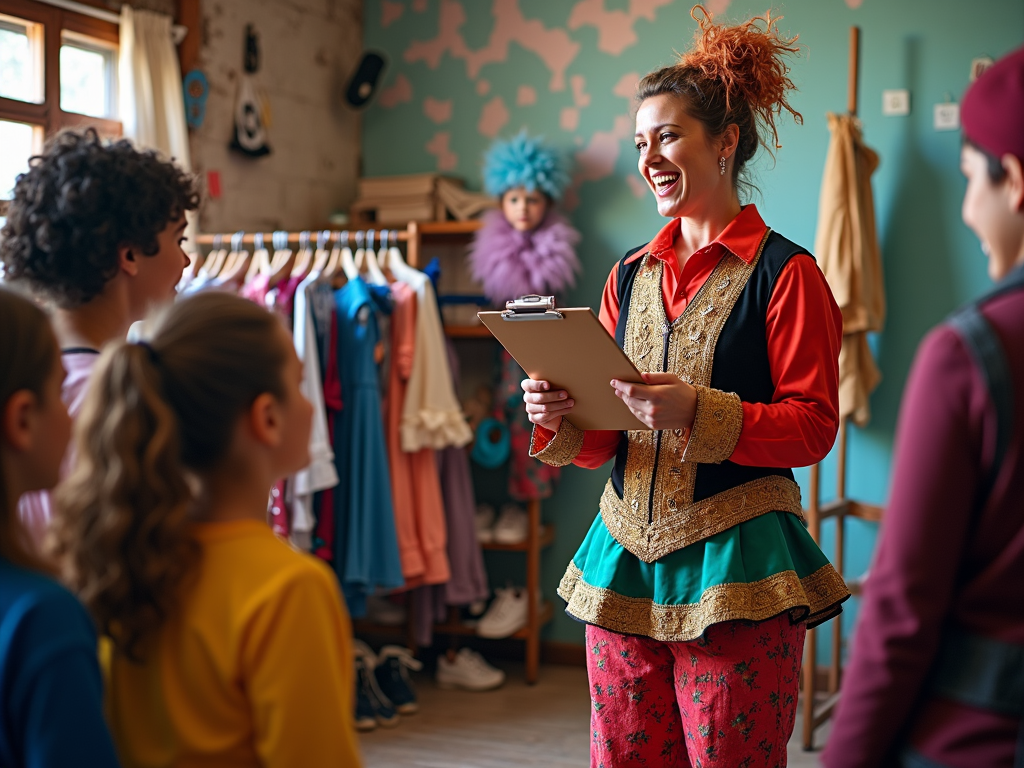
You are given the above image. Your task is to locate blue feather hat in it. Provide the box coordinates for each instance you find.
[482,131,570,200]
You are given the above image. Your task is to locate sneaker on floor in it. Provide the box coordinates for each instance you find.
[436,648,506,691]
[355,641,400,728]
[375,645,423,715]
[354,656,379,731]
[476,586,529,639]
[475,503,496,543]
[492,503,528,545]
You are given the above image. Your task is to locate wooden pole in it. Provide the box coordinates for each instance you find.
[848,26,861,116]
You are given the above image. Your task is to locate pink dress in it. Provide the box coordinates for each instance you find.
[383,282,450,587]
[18,351,100,545]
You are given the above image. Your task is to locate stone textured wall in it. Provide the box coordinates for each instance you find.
[190,0,362,232]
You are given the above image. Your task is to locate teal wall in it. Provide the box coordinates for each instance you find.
[362,0,1024,650]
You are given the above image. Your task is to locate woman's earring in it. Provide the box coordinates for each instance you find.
[720,156,727,176]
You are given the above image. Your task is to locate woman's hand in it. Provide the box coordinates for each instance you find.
[522,378,575,432]
[612,373,697,431]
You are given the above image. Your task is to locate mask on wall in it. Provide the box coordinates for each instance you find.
[230,25,271,158]
[467,131,581,305]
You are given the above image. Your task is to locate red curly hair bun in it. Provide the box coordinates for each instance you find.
[637,5,802,180]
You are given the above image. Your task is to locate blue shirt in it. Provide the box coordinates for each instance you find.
[0,557,120,768]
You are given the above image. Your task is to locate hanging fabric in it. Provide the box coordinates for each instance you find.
[814,113,886,427]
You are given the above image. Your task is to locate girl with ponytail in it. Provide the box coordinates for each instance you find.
[51,292,361,768]
[522,7,849,765]
[0,287,120,768]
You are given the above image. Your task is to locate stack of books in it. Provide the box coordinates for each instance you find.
[352,173,455,225]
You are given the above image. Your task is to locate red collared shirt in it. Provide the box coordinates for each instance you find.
[535,204,842,469]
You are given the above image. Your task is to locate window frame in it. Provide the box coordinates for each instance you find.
[0,0,121,206]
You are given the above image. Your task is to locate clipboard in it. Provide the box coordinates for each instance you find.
[478,297,649,431]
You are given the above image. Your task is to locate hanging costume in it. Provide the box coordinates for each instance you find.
[332,277,403,617]
[532,206,849,641]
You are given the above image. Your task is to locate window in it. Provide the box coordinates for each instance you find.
[60,31,117,118]
[0,15,43,103]
[0,0,121,208]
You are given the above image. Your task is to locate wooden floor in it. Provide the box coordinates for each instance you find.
[359,663,828,767]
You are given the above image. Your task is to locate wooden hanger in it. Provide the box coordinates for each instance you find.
[360,229,388,286]
[218,231,252,287]
[334,230,359,287]
[200,233,227,279]
[267,230,297,288]
[244,232,270,286]
[218,231,246,280]
[322,231,343,282]
[178,247,206,290]
[387,228,418,283]
[307,229,331,281]
[290,230,315,281]
[379,230,396,283]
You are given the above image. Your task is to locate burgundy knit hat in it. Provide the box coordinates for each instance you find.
[962,45,1024,162]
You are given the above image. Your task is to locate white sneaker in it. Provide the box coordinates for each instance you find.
[492,504,528,545]
[436,648,506,691]
[475,504,496,543]
[476,586,529,639]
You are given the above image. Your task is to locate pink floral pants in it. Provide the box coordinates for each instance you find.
[586,614,805,767]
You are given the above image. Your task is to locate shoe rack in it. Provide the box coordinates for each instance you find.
[409,220,556,685]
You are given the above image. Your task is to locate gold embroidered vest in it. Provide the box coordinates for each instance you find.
[600,232,805,563]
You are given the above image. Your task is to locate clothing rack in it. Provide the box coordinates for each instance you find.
[194,228,411,247]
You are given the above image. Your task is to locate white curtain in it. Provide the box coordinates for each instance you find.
[118,5,194,245]
[118,6,190,168]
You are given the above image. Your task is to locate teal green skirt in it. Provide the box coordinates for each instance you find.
[557,510,849,642]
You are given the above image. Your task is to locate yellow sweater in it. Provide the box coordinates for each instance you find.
[104,519,362,768]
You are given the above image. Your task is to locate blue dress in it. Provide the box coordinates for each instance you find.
[333,277,404,617]
[0,557,120,767]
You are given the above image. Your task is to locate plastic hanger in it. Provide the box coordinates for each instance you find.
[290,230,314,280]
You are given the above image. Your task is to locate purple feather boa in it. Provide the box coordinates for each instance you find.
[467,209,582,305]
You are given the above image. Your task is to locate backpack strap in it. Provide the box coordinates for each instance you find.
[947,305,1014,508]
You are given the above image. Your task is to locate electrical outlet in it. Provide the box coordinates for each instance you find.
[882,89,910,116]
[934,103,960,131]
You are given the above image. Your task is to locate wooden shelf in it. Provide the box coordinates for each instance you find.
[482,524,556,552]
[415,220,483,236]
[445,324,494,339]
[433,600,554,640]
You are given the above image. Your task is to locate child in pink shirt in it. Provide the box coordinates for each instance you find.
[0,128,197,547]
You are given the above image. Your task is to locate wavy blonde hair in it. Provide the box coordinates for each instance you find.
[51,292,288,660]
[0,287,59,573]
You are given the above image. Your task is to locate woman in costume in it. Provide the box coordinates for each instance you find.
[522,7,849,766]
[825,46,1024,768]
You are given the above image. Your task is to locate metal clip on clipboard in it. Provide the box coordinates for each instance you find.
[501,294,563,321]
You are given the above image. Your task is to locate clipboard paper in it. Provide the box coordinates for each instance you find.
[478,308,650,431]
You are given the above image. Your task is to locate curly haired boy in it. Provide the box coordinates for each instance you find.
[1,128,198,546]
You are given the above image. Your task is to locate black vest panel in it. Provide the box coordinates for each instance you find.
[609,232,808,502]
